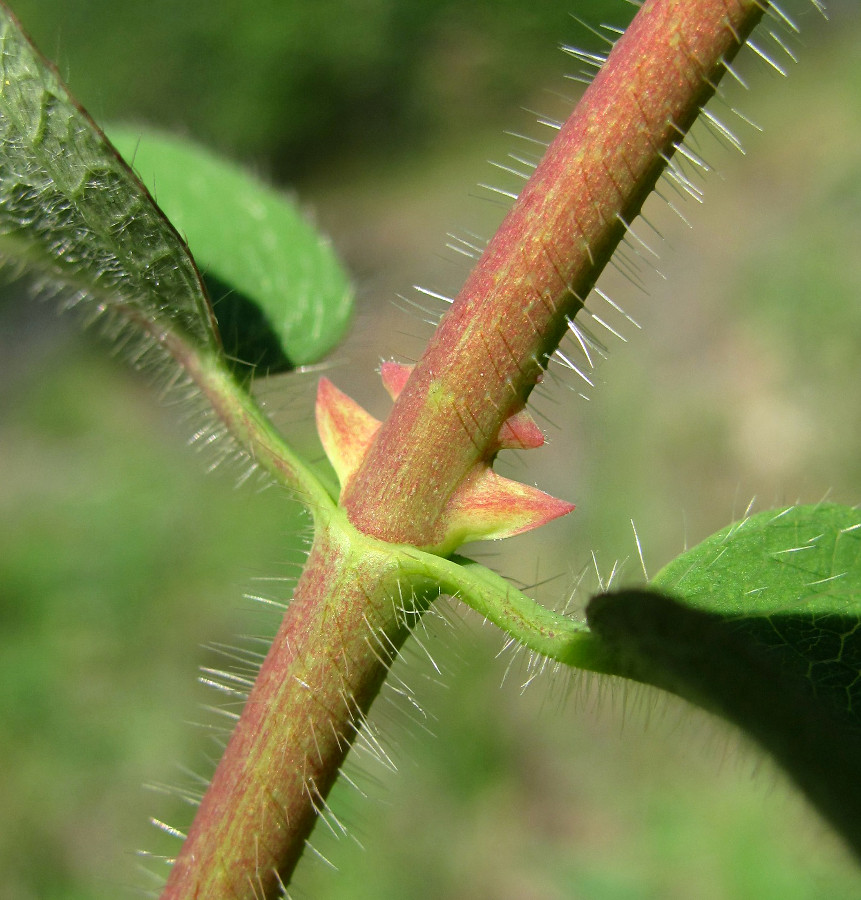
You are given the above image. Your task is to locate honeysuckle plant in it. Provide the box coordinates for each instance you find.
[1,0,859,897]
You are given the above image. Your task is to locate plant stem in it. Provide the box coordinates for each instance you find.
[161,518,437,896]
[341,0,766,550]
[158,527,622,897]
[161,1,772,895]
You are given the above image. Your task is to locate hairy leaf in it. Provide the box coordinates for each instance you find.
[652,503,861,732]
[108,127,354,374]
[0,5,219,350]
[586,504,861,857]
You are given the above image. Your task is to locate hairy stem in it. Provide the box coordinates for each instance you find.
[160,328,336,517]
[342,0,766,550]
[161,1,774,895]
[161,519,438,896]
[159,527,622,896]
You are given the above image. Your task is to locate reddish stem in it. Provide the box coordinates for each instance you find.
[342,0,764,550]
[163,1,769,895]
[161,525,432,897]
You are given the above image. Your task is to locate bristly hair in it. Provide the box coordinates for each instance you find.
[28,0,825,893]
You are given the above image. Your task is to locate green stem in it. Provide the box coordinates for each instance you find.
[341,0,767,550]
[158,326,336,518]
[427,553,616,671]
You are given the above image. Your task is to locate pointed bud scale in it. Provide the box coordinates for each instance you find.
[443,465,575,546]
[323,372,573,551]
[497,408,545,450]
[380,361,414,400]
[316,378,380,491]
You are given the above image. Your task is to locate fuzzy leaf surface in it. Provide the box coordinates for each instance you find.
[650,503,861,733]
[586,504,861,856]
[0,6,218,349]
[109,127,354,374]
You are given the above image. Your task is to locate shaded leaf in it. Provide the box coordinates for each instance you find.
[108,127,353,374]
[652,503,861,733]
[0,5,218,350]
[586,504,861,858]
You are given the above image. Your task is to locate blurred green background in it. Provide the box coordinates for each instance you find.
[1,1,861,898]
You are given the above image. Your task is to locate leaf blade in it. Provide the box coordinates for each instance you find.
[587,586,861,859]
[0,5,218,349]
[585,504,861,858]
[108,127,354,373]
[651,503,861,732]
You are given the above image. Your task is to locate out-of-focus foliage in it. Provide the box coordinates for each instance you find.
[0,339,308,898]
[8,0,627,178]
[108,127,354,372]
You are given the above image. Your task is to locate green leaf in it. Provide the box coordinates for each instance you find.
[586,504,861,857]
[652,503,861,732]
[0,5,218,351]
[108,127,354,374]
